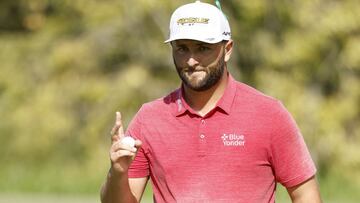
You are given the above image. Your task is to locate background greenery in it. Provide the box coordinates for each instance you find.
[0,0,359,202]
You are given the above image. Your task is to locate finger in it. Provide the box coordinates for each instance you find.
[110,112,121,135]
[115,111,121,126]
[110,150,136,161]
[111,140,138,153]
[110,112,122,143]
[134,140,142,149]
[110,126,120,143]
[116,112,125,138]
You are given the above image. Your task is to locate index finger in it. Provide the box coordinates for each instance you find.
[116,112,125,138]
[110,112,125,143]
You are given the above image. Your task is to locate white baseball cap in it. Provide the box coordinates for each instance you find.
[164,0,231,44]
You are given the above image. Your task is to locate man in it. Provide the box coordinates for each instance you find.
[100,1,322,202]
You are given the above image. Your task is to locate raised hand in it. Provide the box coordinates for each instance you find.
[109,112,142,174]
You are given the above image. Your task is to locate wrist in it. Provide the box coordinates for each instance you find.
[108,166,128,181]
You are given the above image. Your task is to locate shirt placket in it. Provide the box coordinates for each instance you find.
[197,117,207,156]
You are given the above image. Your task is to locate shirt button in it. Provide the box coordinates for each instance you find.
[201,119,205,124]
[200,134,205,139]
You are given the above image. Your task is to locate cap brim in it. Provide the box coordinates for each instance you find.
[164,37,223,44]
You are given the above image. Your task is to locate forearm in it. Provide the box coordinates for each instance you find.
[291,191,322,203]
[291,192,322,203]
[288,177,322,203]
[100,168,138,203]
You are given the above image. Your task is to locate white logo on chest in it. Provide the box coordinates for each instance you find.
[221,133,245,146]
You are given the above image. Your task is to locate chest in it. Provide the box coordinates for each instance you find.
[143,113,273,175]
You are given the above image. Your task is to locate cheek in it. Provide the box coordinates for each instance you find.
[200,50,223,67]
[173,56,186,71]
[173,54,186,66]
[203,55,221,69]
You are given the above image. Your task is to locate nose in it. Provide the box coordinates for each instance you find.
[186,56,199,67]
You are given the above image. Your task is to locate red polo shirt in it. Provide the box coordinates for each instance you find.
[126,74,316,203]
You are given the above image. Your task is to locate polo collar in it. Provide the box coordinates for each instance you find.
[173,87,192,117]
[172,73,237,117]
[215,74,237,115]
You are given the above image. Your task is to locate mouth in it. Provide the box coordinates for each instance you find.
[184,70,206,77]
[184,69,207,80]
[187,70,204,73]
[185,67,206,73]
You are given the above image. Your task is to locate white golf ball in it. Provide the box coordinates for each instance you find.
[121,136,136,148]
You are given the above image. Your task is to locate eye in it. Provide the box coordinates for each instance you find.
[176,46,188,53]
[199,46,210,52]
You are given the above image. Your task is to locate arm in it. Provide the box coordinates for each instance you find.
[100,173,148,203]
[287,176,322,203]
[100,112,148,203]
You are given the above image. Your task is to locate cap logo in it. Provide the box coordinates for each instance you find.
[222,31,231,36]
[177,17,209,26]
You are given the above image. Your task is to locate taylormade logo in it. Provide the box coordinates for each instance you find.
[221,133,245,147]
[177,17,209,25]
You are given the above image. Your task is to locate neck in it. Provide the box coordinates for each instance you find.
[183,70,229,117]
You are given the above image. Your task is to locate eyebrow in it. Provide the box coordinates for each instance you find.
[174,42,211,46]
[196,42,211,46]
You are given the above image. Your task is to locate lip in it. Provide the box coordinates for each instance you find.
[185,70,207,78]
[185,70,206,76]
[183,66,205,72]
[185,69,205,72]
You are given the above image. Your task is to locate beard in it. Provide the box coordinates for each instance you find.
[174,53,225,92]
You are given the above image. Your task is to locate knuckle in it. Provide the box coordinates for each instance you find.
[110,153,117,162]
[116,151,126,157]
[110,143,117,151]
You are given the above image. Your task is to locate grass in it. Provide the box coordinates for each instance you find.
[1,165,359,203]
[141,180,360,203]
[0,184,359,203]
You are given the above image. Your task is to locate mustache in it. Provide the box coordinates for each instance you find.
[172,57,206,72]
[183,66,206,72]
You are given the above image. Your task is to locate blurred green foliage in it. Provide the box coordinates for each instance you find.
[0,0,359,200]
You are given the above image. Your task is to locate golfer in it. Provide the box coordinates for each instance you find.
[101,1,322,202]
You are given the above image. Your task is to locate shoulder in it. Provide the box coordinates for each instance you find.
[136,88,179,117]
[233,81,284,112]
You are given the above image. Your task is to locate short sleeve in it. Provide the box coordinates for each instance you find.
[270,102,316,188]
[126,107,150,178]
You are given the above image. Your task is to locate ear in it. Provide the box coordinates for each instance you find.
[224,40,233,62]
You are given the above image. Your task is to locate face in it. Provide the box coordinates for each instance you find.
[171,40,231,91]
